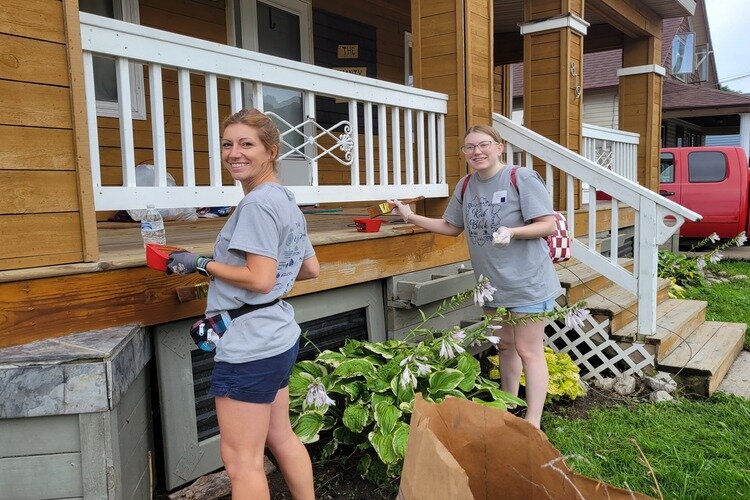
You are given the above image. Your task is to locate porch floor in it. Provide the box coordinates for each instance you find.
[0,200,623,284]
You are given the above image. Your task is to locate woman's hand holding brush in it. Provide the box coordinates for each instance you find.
[389,199,414,223]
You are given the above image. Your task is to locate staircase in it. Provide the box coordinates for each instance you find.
[551,259,746,396]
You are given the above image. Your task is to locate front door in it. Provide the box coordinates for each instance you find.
[232,0,313,186]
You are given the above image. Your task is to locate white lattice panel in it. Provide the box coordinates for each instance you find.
[545,311,654,381]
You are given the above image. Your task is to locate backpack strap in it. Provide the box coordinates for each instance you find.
[459,174,472,203]
[509,166,519,191]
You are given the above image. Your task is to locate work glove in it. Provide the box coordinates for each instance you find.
[389,199,414,223]
[492,227,513,248]
[167,251,214,276]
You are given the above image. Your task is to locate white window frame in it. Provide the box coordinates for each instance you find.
[87,0,147,120]
[404,31,413,87]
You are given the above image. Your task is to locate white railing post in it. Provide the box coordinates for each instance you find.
[391,107,401,185]
[116,57,136,187]
[378,104,388,185]
[636,199,659,336]
[149,63,168,187]
[348,100,360,186]
[178,68,195,187]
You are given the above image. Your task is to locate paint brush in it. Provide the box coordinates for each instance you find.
[366,196,425,218]
[175,282,210,303]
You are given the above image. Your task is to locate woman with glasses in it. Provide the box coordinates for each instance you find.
[391,124,562,430]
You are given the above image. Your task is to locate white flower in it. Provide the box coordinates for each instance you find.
[708,232,720,243]
[696,257,706,271]
[473,275,497,307]
[399,354,413,367]
[709,252,723,264]
[400,366,417,388]
[415,360,433,376]
[305,380,335,408]
[736,232,747,246]
[565,308,590,330]
[451,329,466,342]
[439,338,464,359]
[485,335,500,346]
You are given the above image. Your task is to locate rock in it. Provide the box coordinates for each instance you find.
[169,456,276,499]
[613,374,637,395]
[593,377,615,391]
[644,373,678,393]
[729,274,748,282]
[649,390,674,403]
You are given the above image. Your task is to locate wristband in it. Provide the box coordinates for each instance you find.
[196,257,214,277]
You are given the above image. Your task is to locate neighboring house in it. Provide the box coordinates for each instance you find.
[512,0,750,157]
[6,1,742,498]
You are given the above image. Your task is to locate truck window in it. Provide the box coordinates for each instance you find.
[688,151,727,183]
[660,153,675,183]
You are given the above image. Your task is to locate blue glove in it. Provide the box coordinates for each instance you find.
[167,251,214,276]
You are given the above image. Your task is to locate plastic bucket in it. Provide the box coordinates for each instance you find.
[353,218,383,233]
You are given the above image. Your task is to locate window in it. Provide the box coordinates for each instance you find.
[688,151,727,183]
[695,44,709,82]
[405,32,413,86]
[660,153,675,183]
[80,0,146,119]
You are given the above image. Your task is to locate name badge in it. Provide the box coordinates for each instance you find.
[492,190,507,204]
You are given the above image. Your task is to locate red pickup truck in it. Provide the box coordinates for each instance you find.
[659,146,750,239]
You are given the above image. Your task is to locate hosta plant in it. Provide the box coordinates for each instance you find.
[288,277,589,485]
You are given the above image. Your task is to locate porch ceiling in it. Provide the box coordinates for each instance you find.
[493,0,696,34]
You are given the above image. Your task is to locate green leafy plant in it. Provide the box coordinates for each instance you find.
[658,231,747,296]
[487,346,586,403]
[288,277,589,484]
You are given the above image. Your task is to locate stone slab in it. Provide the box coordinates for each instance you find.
[716,350,750,399]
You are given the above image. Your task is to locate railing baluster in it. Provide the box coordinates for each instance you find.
[437,113,445,185]
[304,91,318,186]
[416,111,425,184]
[252,82,264,112]
[404,110,414,185]
[505,143,514,164]
[178,68,195,187]
[545,162,554,199]
[525,152,532,170]
[205,73,222,187]
[567,174,575,237]
[364,102,374,185]
[82,52,101,189]
[428,113,437,184]
[230,78,242,112]
[378,104,388,185]
[588,184,597,250]
[149,63,167,187]
[610,198,619,262]
[348,99,360,186]
[391,107,401,185]
[116,57,136,187]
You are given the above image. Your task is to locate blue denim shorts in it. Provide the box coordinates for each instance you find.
[209,342,299,404]
[507,298,557,314]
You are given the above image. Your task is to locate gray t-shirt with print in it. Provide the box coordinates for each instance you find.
[443,166,563,308]
[208,183,315,363]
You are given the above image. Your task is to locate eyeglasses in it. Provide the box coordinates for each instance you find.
[460,141,497,154]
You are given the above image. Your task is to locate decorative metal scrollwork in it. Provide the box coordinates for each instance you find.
[266,112,354,166]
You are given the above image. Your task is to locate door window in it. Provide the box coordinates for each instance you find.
[660,153,675,183]
[688,151,728,183]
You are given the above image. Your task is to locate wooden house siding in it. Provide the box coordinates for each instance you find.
[0,0,97,271]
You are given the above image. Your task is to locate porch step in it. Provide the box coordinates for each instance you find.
[556,258,633,304]
[614,299,707,358]
[582,277,671,333]
[658,321,746,396]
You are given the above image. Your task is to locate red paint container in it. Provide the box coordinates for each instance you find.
[353,218,383,233]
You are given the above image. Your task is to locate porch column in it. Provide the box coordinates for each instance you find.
[617,37,664,191]
[521,3,588,210]
[740,113,750,160]
[412,0,494,216]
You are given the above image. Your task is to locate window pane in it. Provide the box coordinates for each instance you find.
[660,153,675,183]
[92,56,118,102]
[688,151,727,183]
[79,0,115,17]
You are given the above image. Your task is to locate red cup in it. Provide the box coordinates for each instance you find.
[353,218,383,233]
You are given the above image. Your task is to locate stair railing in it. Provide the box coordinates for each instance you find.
[493,113,701,336]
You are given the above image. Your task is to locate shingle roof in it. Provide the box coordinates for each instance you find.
[663,80,750,110]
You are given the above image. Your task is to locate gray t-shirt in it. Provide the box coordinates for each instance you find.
[208,182,315,363]
[443,166,563,308]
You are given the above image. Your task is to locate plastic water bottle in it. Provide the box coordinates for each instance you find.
[141,204,166,247]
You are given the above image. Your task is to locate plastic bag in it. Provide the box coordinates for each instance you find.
[127,164,198,221]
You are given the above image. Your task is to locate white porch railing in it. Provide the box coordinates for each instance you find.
[79,13,449,210]
[582,124,639,181]
[494,113,701,336]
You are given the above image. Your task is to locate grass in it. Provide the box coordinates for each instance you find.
[543,393,750,499]
[681,260,750,349]
[542,258,750,499]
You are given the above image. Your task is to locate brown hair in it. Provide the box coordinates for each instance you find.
[463,124,502,143]
[221,108,280,170]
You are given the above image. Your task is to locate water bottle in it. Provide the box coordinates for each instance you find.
[141,204,166,247]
